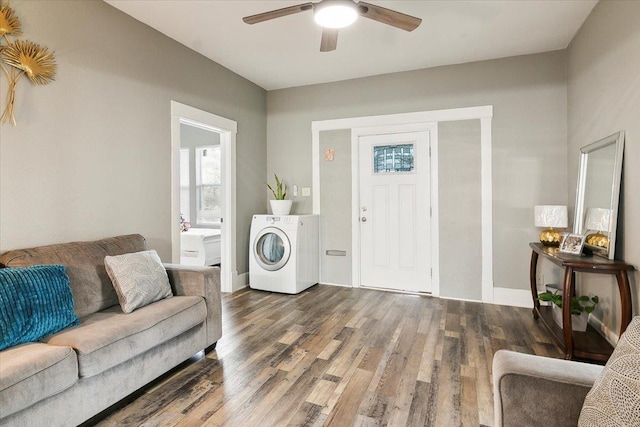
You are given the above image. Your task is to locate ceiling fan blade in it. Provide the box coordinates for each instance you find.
[243,2,314,25]
[320,28,338,52]
[357,1,422,32]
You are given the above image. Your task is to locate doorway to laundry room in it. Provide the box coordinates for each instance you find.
[170,101,238,293]
[179,123,222,266]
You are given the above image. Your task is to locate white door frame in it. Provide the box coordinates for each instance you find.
[170,101,237,293]
[353,124,438,294]
[311,105,493,302]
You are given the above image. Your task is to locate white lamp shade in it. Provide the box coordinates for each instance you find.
[534,205,568,228]
[314,1,358,28]
[585,208,611,232]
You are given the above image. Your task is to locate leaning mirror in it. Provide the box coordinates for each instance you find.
[573,131,625,259]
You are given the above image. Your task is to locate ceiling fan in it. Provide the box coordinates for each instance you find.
[243,0,422,52]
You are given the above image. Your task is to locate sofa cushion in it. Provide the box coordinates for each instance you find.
[0,343,78,418]
[105,250,173,313]
[578,316,640,426]
[45,295,206,378]
[0,265,79,350]
[0,234,148,318]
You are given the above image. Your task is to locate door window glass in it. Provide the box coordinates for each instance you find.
[373,144,414,173]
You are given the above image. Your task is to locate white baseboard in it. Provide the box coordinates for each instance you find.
[588,315,619,346]
[319,282,353,288]
[439,295,481,303]
[492,287,533,308]
[231,272,248,293]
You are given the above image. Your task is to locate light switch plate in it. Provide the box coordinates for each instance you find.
[302,187,311,197]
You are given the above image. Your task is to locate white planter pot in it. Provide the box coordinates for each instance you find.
[551,304,588,332]
[270,200,293,216]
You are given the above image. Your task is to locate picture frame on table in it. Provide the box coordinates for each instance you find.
[559,233,586,255]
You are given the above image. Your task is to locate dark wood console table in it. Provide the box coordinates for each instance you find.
[529,242,634,363]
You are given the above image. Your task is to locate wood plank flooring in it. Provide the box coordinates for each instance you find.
[93,285,563,427]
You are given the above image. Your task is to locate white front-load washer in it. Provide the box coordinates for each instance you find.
[249,214,319,294]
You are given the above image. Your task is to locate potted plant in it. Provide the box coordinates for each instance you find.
[538,290,599,332]
[267,174,292,215]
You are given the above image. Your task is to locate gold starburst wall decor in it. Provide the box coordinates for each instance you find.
[0,2,20,58]
[0,1,56,126]
[2,40,56,85]
[1,40,57,125]
[0,4,22,39]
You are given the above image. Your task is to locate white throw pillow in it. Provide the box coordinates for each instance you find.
[104,250,173,313]
[578,316,640,426]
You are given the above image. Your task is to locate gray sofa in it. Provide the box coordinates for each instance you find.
[0,234,222,426]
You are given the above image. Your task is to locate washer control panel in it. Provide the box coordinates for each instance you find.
[265,215,294,225]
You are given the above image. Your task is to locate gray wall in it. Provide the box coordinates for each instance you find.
[268,51,568,296]
[319,130,352,285]
[567,1,640,328]
[439,120,482,300]
[0,0,266,275]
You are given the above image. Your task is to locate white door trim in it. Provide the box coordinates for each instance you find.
[480,117,493,304]
[311,105,493,302]
[351,124,439,295]
[170,100,238,293]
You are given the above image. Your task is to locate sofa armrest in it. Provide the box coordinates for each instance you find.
[164,264,221,349]
[493,350,602,427]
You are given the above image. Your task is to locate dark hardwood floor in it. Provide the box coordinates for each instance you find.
[94,285,562,427]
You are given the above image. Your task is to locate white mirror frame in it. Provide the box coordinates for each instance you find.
[574,131,625,260]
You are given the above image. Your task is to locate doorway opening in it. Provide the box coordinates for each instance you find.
[179,124,222,266]
[311,106,494,301]
[170,101,237,293]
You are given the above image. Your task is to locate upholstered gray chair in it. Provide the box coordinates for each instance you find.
[493,316,640,427]
[493,351,601,426]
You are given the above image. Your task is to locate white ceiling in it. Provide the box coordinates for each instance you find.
[105,0,597,91]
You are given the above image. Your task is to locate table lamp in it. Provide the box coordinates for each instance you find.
[534,205,568,246]
[584,207,611,249]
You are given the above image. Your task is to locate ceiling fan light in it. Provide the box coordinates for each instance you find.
[314,3,358,29]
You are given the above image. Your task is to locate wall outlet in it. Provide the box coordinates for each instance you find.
[536,274,544,292]
[302,187,311,197]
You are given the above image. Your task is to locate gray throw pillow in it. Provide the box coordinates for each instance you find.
[578,316,640,426]
[104,250,173,314]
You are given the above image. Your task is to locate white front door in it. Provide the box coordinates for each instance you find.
[358,131,431,293]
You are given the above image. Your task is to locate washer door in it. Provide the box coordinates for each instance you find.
[254,227,291,271]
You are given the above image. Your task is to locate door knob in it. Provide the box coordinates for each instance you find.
[361,217,367,222]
